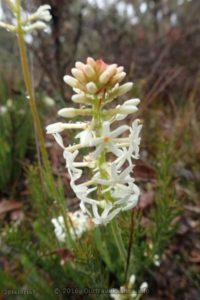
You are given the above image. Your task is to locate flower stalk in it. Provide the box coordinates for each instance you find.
[0,2,60,203]
[16,19,49,170]
[1,1,53,173]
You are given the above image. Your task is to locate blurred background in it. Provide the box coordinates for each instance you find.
[0,1,200,299]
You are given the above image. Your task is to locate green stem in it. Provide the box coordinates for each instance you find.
[111,218,126,265]
[124,210,134,282]
[14,2,62,205]
[16,2,50,172]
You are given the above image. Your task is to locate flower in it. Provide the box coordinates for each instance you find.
[31,5,52,22]
[90,121,129,158]
[114,120,142,169]
[93,163,132,188]
[75,128,95,146]
[51,216,66,242]
[47,58,142,225]
[90,202,121,225]
[63,150,82,180]
[51,210,95,242]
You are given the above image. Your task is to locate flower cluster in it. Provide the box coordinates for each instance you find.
[0,3,51,33]
[51,210,95,242]
[110,275,148,300]
[47,58,142,225]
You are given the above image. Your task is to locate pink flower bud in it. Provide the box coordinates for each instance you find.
[99,64,117,84]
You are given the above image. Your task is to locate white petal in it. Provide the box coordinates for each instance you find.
[110,125,129,138]
[75,130,94,146]
[124,98,140,106]
[102,121,110,136]
[53,133,65,148]
[108,142,123,157]
[92,144,104,159]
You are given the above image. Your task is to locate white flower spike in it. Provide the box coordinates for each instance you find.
[47,58,142,225]
[0,3,52,33]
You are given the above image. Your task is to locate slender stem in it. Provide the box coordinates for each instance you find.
[111,218,126,265]
[124,210,134,282]
[15,3,50,172]
[14,2,61,205]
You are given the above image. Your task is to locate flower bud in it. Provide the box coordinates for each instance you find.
[87,57,96,68]
[117,66,124,72]
[75,61,85,70]
[58,108,77,118]
[63,75,78,88]
[0,21,16,32]
[116,82,133,97]
[34,4,52,21]
[86,82,98,94]
[99,64,117,84]
[117,105,138,114]
[84,65,95,78]
[71,68,86,83]
[72,94,89,104]
[110,71,126,84]
[46,122,67,134]
[124,98,140,106]
[25,21,47,32]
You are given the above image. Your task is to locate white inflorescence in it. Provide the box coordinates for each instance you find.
[47,58,142,225]
[0,4,51,33]
[51,210,95,242]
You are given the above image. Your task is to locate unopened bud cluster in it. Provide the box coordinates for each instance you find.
[47,58,142,225]
[0,3,51,33]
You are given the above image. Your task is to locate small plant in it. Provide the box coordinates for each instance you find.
[47,58,144,279]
